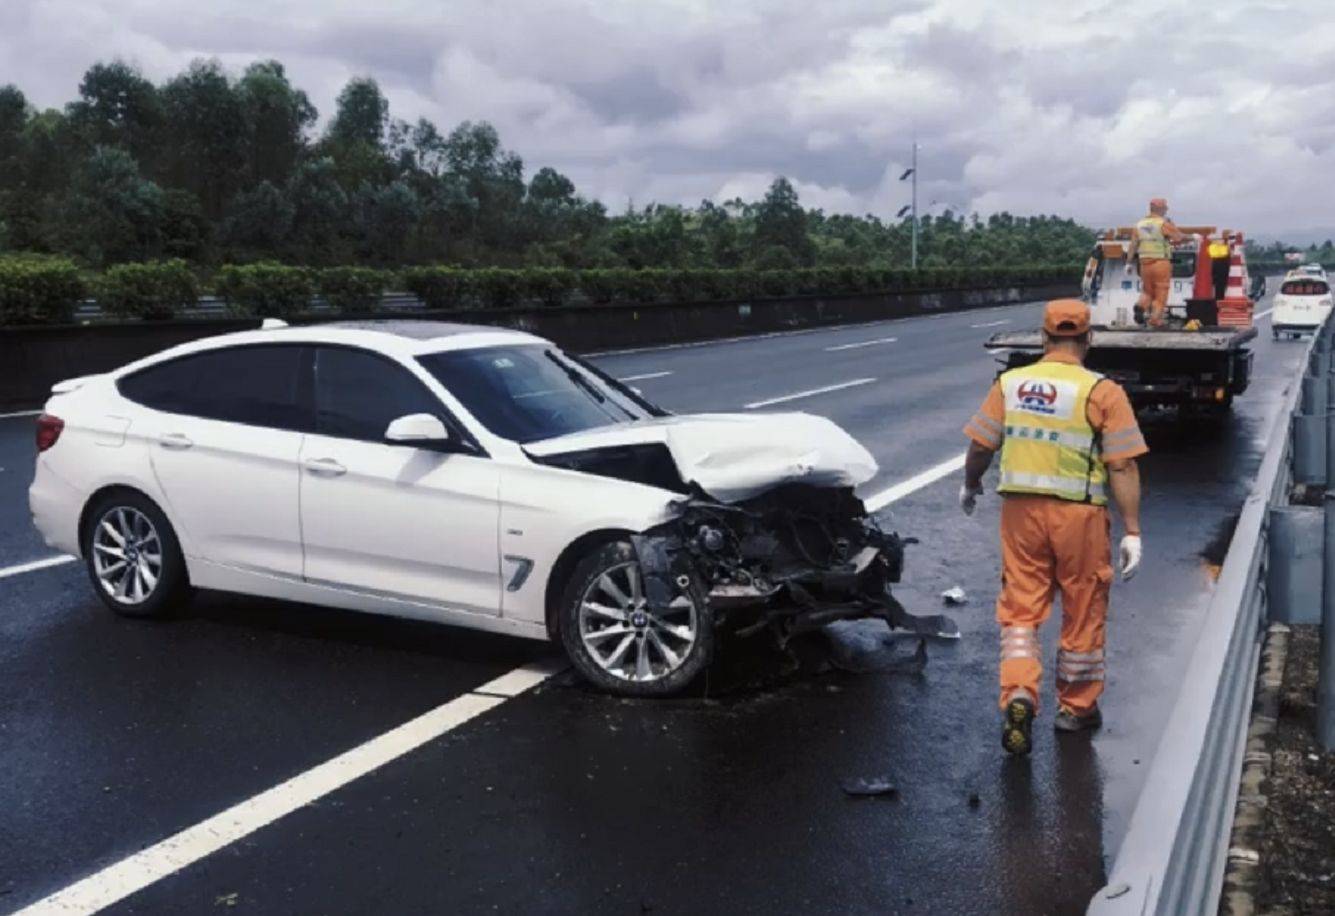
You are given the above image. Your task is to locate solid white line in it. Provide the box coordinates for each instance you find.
[823,337,897,352]
[0,409,42,419]
[1253,307,1273,320]
[863,453,967,513]
[617,371,674,382]
[0,554,76,580]
[971,319,1010,328]
[16,658,567,916]
[744,378,876,409]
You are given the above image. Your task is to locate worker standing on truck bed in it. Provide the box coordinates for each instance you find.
[1127,197,1191,328]
[959,299,1147,756]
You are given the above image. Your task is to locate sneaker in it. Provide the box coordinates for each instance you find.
[1001,696,1035,756]
[1054,706,1102,733]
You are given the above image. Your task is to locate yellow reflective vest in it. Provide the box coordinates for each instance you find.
[1208,241,1230,259]
[1135,215,1171,260]
[998,361,1108,506]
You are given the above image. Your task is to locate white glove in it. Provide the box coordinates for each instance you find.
[1119,535,1142,581]
[959,483,983,516]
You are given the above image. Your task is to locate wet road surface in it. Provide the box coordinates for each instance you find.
[0,296,1303,914]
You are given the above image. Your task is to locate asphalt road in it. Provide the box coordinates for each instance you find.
[0,297,1305,915]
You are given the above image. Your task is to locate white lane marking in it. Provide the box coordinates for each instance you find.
[1253,307,1273,320]
[0,409,42,419]
[864,453,967,513]
[744,378,876,410]
[823,337,897,352]
[16,658,567,916]
[0,554,76,580]
[617,371,674,382]
[971,319,1010,328]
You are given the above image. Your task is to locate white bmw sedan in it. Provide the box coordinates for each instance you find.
[30,320,939,696]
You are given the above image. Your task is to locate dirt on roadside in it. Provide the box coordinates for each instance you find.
[1257,625,1335,914]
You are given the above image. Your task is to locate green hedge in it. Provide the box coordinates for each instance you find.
[317,267,390,313]
[0,255,87,325]
[2,260,1080,324]
[96,260,199,320]
[216,261,313,318]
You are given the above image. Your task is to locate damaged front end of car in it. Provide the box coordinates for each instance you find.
[629,483,960,646]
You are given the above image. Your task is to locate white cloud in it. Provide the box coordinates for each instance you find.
[2,0,1334,234]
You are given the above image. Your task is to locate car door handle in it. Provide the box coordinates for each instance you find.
[158,433,193,450]
[303,458,347,477]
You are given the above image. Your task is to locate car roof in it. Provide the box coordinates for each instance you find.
[114,319,551,377]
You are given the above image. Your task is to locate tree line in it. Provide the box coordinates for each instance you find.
[0,58,1098,271]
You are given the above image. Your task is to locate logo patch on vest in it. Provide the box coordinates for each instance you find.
[1006,377,1078,419]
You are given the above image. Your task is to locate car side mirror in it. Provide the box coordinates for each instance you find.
[384,413,451,448]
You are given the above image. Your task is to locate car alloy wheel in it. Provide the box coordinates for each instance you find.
[577,560,699,684]
[92,506,164,606]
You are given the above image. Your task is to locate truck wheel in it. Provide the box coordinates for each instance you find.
[558,540,714,697]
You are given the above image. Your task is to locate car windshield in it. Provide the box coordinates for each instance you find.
[416,344,655,443]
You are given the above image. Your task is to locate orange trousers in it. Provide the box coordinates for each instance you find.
[1137,258,1172,327]
[997,496,1113,715]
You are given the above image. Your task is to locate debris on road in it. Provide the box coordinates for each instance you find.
[941,586,968,605]
[823,621,928,674]
[841,775,898,797]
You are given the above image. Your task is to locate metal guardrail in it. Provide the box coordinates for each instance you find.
[72,293,425,320]
[1087,326,1316,914]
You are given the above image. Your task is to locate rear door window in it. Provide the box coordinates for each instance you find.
[118,345,311,431]
[312,346,445,442]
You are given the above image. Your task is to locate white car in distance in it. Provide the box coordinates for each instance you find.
[1272,271,1333,339]
[30,321,945,696]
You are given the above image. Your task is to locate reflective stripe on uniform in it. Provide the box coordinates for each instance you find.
[966,414,1002,447]
[998,471,1108,500]
[1004,424,1095,451]
[1000,625,1040,660]
[1056,647,1106,682]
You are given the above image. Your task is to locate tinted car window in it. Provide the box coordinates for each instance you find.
[314,347,443,441]
[1281,279,1329,296]
[118,345,309,430]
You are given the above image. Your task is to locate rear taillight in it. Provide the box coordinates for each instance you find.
[35,414,64,452]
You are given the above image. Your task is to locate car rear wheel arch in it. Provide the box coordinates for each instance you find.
[79,486,193,617]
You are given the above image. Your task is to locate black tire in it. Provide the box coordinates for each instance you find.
[558,540,714,697]
[82,490,191,618]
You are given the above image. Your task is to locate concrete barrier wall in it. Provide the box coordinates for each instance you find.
[1,283,1075,409]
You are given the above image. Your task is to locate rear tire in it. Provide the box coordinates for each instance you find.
[558,540,714,697]
[82,491,191,618]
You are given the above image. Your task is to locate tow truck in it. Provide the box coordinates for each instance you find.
[985,227,1263,413]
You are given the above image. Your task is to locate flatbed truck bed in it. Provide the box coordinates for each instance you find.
[984,325,1257,410]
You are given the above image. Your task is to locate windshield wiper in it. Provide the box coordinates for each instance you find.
[544,350,638,421]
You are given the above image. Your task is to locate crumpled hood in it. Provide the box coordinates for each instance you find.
[525,412,878,502]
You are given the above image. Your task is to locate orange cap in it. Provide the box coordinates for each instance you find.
[1043,299,1091,337]
[1149,197,1168,210]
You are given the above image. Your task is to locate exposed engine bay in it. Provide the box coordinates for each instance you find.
[631,483,960,644]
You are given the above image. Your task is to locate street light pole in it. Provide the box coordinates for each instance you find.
[911,141,918,270]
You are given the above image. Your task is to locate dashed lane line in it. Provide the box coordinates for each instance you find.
[863,453,967,513]
[616,371,674,382]
[13,659,567,916]
[970,319,1010,328]
[0,409,42,419]
[823,337,897,352]
[0,554,76,580]
[744,377,876,409]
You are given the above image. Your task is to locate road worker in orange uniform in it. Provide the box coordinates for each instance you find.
[1127,197,1192,328]
[959,299,1146,755]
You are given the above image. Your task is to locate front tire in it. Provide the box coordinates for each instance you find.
[83,491,191,618]
[558,540,714,697]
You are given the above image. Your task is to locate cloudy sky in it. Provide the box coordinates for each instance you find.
[4,0,1335,236]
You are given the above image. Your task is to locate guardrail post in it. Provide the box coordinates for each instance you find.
[1303,372,1328,416]
[1269,506,1324,625]
[1293,413,1326,485]
[1321,493,1335,750]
